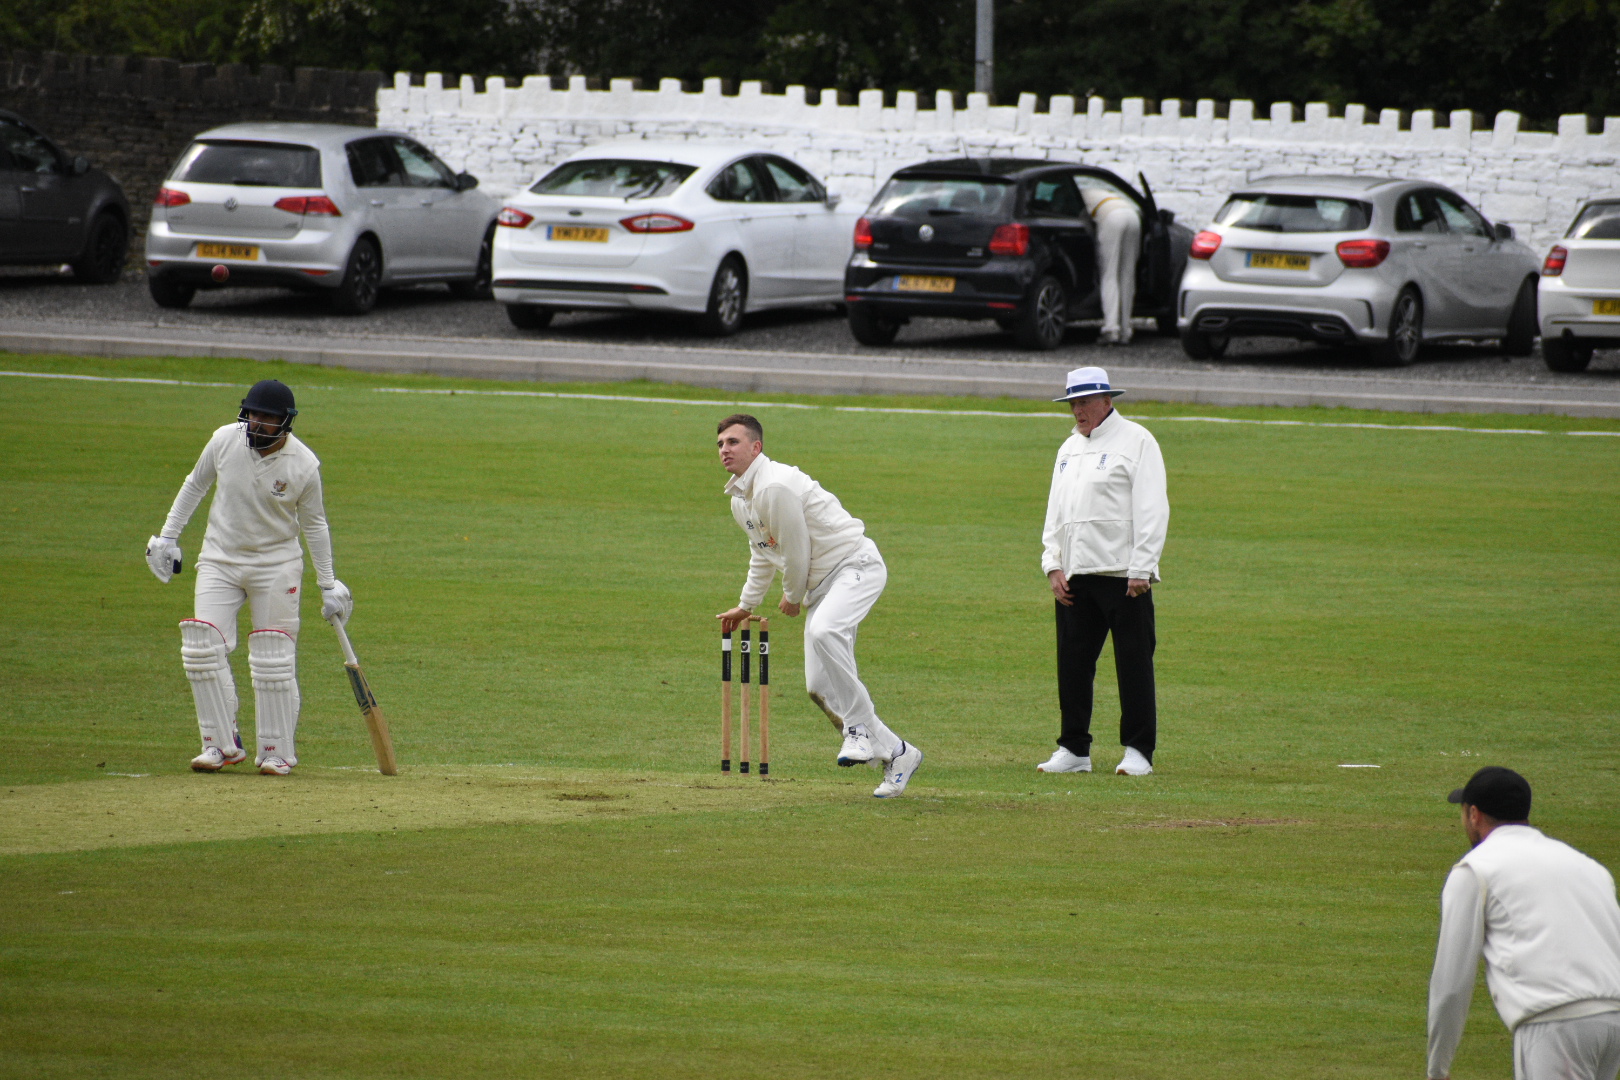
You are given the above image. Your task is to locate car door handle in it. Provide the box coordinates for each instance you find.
[738,216,752,223]
[1412,241,1427,249]
[370,199,384,207]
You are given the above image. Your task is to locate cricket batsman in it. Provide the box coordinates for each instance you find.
[144,379,351,776]
[713,414,923,798]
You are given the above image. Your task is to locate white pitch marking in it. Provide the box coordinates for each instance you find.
[1338,764,1382,768]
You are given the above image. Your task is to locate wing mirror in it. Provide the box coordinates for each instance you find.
[825,191,842,210]
[1494,222,1515,241]
[456,172,480,192]
[72,156,90,176]
[1159,208,1176,225]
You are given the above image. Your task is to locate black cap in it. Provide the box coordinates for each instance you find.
[1448,766,1532,821]
[240,379,297,418]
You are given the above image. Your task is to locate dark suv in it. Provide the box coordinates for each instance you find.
[0,109,130,283]
[843,158,1193,349]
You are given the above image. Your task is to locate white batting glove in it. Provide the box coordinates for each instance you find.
[145,536,182,583]
[320,580,353,624]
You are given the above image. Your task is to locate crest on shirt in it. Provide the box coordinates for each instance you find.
[1096,453,1109,470]
[271,479,288,497]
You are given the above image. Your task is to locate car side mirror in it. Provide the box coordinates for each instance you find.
[825,191,842,210]
[72,156,90,176]
[456,172,479,192]
[1494,222,1514,241]
[1159,208,1175,225]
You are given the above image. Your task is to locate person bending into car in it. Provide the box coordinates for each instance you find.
[1084,186,1142,345]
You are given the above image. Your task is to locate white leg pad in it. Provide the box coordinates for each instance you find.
[180,620,241,754]
[248,629,300,766]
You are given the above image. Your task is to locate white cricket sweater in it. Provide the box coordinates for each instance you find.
[1040,409,1169,582]
[1427,824,1620,1078]
[161,423,336,586]
[725,453,868,608]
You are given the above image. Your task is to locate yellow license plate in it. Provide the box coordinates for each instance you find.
[195,243,259,260]
[547,225,609,243]
[1248,251,1311,271]
[1594,298,1620,315]
[896,275,956,293]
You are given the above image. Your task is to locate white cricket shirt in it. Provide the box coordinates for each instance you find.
[725,453,868,608]
[1040,409,1169,582]
[1427,824,1620,1078]
[161,423,336,586]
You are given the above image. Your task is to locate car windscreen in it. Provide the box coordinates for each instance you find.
[869,176,1016,217]
[1568,202,1620,239]
[1215,194,1372,232]
[530,159,696,199]
[172,141,322,187]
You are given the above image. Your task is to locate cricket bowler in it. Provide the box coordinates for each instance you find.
[713,414,923,798]
[145,379,352,776]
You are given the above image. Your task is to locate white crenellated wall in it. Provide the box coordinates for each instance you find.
[377,73,1620,252]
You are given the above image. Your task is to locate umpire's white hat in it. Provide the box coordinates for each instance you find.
[1054,366,1127,401]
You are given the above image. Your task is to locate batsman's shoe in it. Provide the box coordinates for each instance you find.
[873,742,923,798]
[837,724,874,767]
[1037,747,1092,773]
[258,756,293,776]
[190,746,248,772]
[1115,747,1153,776]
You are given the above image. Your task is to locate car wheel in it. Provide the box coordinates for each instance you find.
[1014,276,1068,350]
[1542,336,1595,373]
[1500,276,1538,357]
[332,237,383,315]
[848,304,901,346]
[72,213,128,284]
[506,304,554,330]
[1180,327,1229,360]
[148,275,195,309]
[1368,287,1422,366]
[697,256,747,336]
[449,225,495,300]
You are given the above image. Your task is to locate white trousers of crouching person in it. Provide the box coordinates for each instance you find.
[802,539,905,762]
[1097,203,1142,343]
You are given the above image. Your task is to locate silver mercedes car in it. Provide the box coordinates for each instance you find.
[1177,176,1541,365]
[145,123,498,313]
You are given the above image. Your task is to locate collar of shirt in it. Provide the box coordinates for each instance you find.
[723,452,772,499]
[1074,408,1120,441]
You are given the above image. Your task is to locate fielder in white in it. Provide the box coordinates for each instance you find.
[145,379,351,776]
[712,414,923,798]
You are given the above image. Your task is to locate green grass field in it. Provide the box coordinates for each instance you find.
[2,351,1617,1079]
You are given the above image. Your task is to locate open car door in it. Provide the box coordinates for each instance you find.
[1136,171,1173,310]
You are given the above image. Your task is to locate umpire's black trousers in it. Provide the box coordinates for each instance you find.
[1055,574,1156,761]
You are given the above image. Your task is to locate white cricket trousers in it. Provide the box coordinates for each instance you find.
[1097,204,1141,341]
[1515,1012,1620,1080]
[189,558,304,764]
[802,539,905,761]
[194,558,303,647]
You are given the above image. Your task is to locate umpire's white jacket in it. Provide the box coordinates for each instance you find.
[1040,409,1168,582]
[726,453,867,609]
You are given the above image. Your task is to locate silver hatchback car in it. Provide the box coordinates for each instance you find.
[145,123,498,313]
[1178,176,1541,364]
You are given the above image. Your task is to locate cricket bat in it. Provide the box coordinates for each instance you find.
[327,614,398,775]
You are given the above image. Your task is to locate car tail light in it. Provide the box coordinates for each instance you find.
[853,217,874,250]
[1543,245,1568,276]
[620,212,693,233]
[1189,230,1222,259]
[273,195,342,216]
[1336,238,1390,268]
[154,187,190,208]
[989,223,1030,256]
[497,207,535,228]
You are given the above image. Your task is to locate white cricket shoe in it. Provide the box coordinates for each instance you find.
[1037,747,1092,773]
[837,724,874,767]
[873,742,923,798]
[1115,747,1153,776]
[191,746,247,772]
[258,756,293,776]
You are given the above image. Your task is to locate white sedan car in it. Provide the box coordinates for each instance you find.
[1538,196,1620,371]
[491,142,858,334]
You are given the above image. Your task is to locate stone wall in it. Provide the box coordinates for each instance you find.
[1,51,380,251]
[378,74,1620,253]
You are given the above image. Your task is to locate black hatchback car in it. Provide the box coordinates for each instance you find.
[0,109,130,282]
[843,158,1193,349]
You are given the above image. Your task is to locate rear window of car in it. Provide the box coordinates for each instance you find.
[1568,202,1620,239]
[1215,194,1372,232]
[172,141,322,187]
[869,177,1016,217]
[531,159,695,199]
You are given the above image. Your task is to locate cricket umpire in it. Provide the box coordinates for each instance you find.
[1036,366,1168,777]
[1427,766,1620,1080]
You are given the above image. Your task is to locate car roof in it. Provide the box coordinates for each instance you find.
[893,158,1058,179]
[559,141,786,167]
[1235,174,1408,196]
[191,123,409,148]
